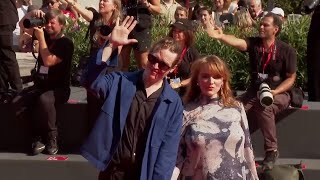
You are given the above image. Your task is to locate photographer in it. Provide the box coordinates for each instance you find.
[306,1,320,101]
[14,9,74,155]
[205,13,297,170]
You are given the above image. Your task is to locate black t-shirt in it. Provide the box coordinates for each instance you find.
[36,33,74,89]
[245,37,297,90]
[168,46,199,95]
[104,74,164,179]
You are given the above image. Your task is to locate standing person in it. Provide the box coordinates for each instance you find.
[167,19,199,96]
[160,0,181,24]
[306,4,320,101]
[119,0,161,71]
[198,6,215,29]
[205,13,297,169]
[174,6,188,20]
[64,0,122,130]
[81,16,184,180]
[0,0,23,103]
[248,0,264,20]
[15,9,74,155]
[172,55,258,180]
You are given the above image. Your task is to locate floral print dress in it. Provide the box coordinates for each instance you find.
[174,101,258,180]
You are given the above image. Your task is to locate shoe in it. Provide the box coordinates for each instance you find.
[46,137,58,155]
[32,137,45,155]
[262,150,279,170]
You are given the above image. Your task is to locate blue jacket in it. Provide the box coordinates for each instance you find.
[81,66,183,179]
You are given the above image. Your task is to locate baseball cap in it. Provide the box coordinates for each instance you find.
[170,19,193,31]
[271,7,285,18]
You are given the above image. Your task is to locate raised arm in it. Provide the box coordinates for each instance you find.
[205,26,248,52]
[62,0,94,22]
[140,0,161,14]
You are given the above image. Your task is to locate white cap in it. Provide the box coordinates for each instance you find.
[271,7,285,18]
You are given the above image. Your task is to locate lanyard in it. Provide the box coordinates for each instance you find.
[261,42,276,74]
[173,47,187,77]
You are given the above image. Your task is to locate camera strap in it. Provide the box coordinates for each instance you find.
[259,42,277,74]
[172,47,187,78]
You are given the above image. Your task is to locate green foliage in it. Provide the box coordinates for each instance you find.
[64,20,90,78]
[68,15,310,90]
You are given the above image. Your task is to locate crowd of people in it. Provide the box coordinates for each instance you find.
[0,0,319,179]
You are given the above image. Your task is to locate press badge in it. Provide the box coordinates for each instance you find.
[39,66,49,74]
[171,78,181,84]
[258,73,268,81]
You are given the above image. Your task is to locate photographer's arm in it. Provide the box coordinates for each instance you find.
[271,72,296,96]
[63,0,94,22]
[205,26,248,52]
[34,28,62,67]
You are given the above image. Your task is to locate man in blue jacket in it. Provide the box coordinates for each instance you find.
[81,16,184,180]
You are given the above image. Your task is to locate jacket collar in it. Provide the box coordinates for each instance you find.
[123,70,178,103]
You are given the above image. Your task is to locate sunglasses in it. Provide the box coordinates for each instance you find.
[148,54,171,71]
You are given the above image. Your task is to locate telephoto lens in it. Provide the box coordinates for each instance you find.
[259,83,274,107]
[23,18,46,28]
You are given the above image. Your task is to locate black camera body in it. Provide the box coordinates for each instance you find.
[304,0,320,13]
[23,18,46,28]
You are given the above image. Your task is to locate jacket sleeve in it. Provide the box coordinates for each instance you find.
[152,101,183,180]
[88,41,120,101]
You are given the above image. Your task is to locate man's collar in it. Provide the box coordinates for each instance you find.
[124,70,177,103]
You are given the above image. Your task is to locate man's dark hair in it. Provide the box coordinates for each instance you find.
[264,12,282,36]
[149,37,182,67]
[44,9,66,26]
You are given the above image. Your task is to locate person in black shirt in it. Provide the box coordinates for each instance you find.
[14,9,74,155]
[0,0,23,103]
[205,13,297,170]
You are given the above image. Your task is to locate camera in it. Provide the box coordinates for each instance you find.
[23,18,46,28]
[259,83,274,107]
[99,25,113,36]
[304,0,320,13]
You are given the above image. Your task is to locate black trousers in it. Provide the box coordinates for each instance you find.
[0,25,22,94]
[307,6,320,101]
[13,86,70,139]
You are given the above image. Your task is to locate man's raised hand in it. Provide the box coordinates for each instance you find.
[204,24,224,40]
[110,16,138,47]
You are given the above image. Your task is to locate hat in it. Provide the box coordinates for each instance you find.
[271,7,285,18]
[170,19,193,31]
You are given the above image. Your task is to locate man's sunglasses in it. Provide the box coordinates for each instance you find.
[148,54,171,71]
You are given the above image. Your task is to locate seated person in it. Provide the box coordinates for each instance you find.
[14,9,74,155]
[205,13,297,169]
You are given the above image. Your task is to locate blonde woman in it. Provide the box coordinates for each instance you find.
[172,55,258,180]
[234,7,254,32]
